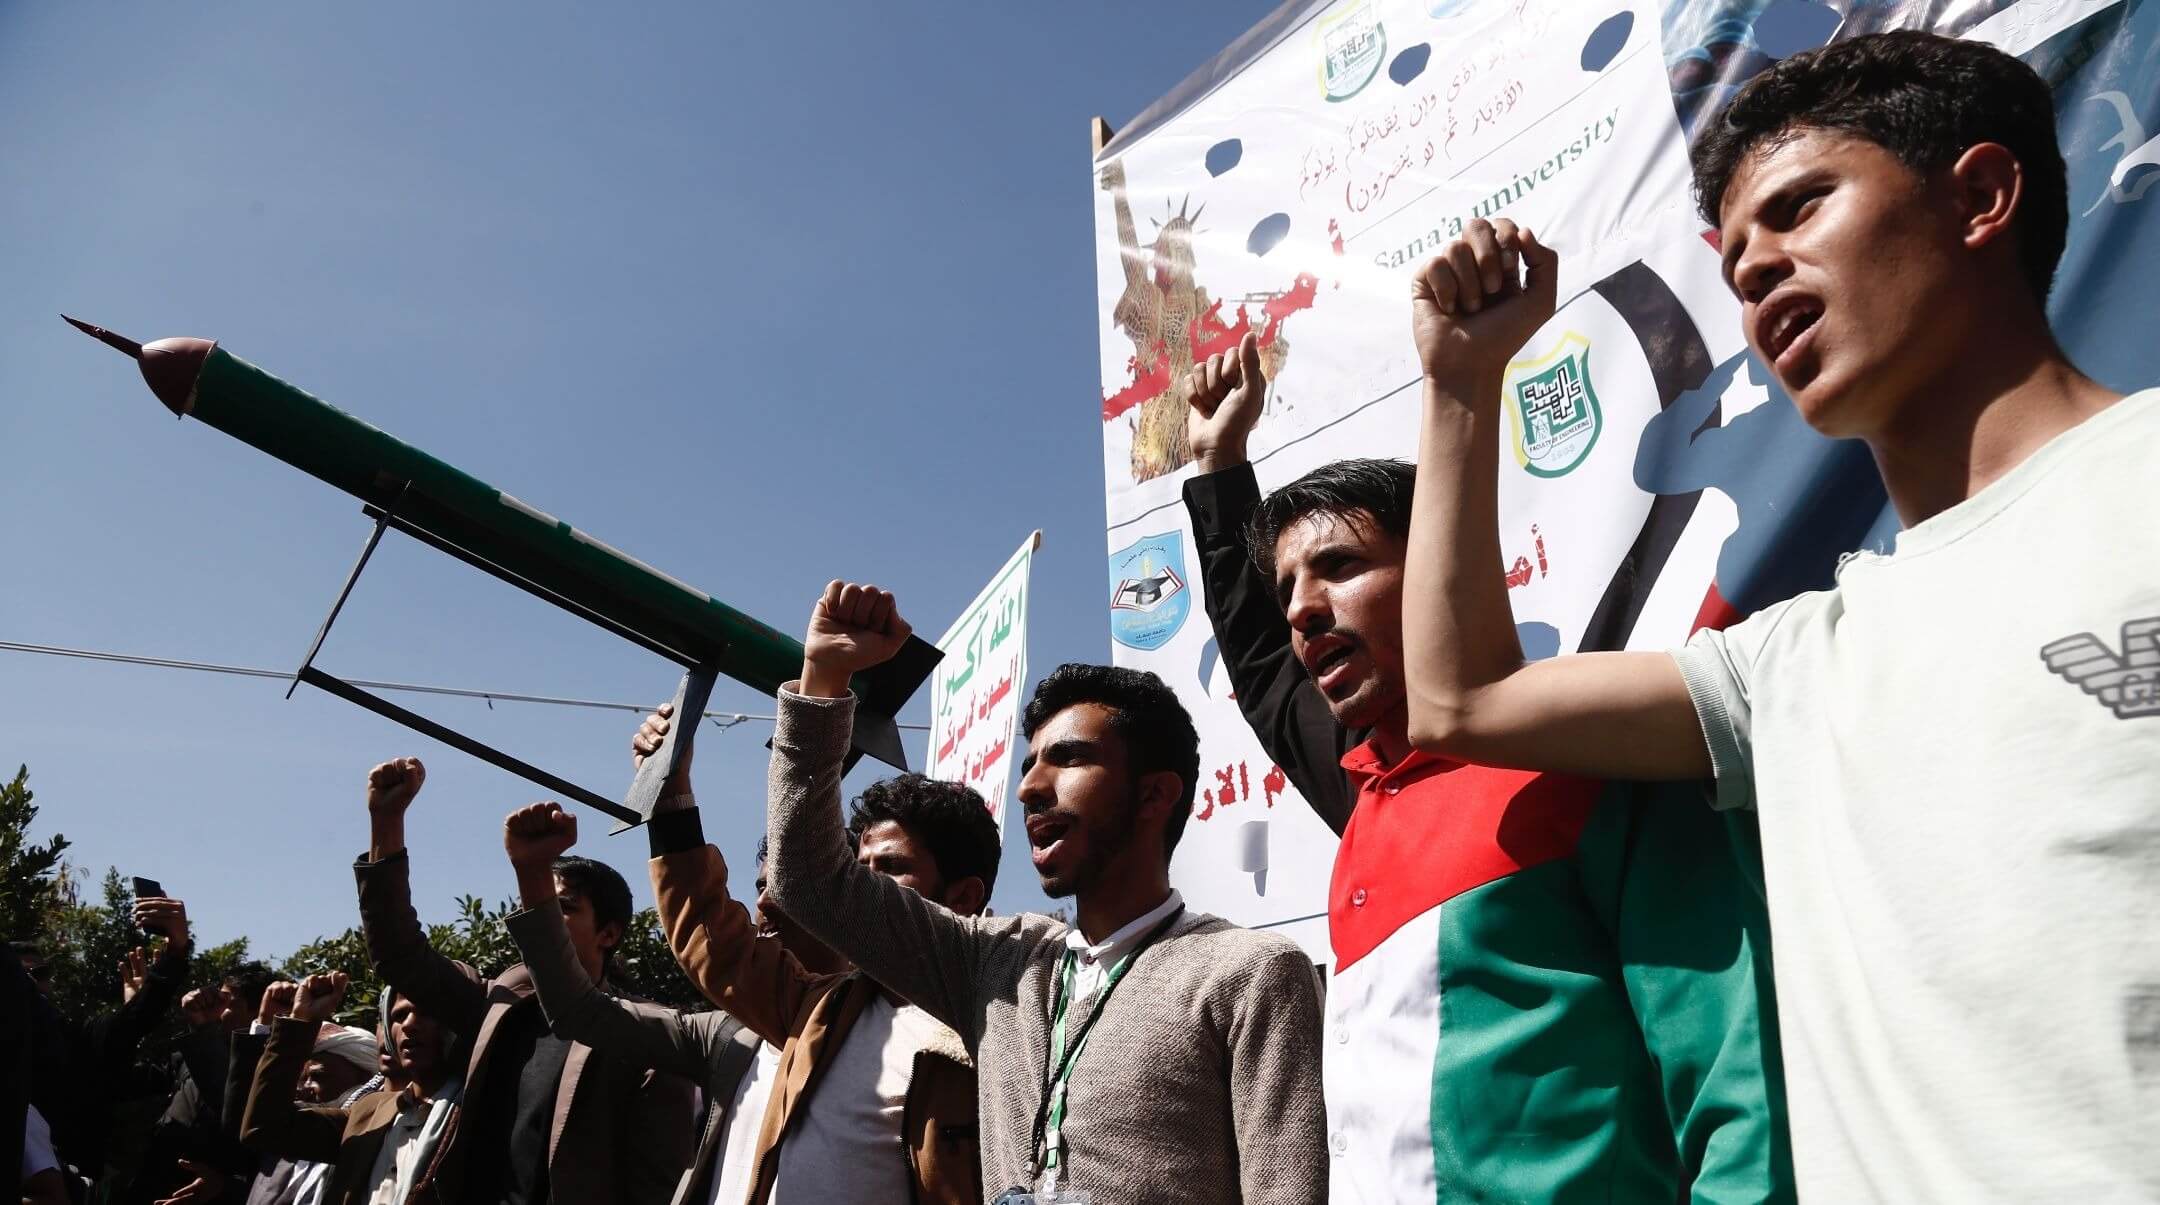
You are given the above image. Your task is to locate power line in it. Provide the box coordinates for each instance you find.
[0,639,932,731]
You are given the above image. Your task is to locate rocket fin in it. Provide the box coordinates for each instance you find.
[846,634,945,773]
[616,663,720,833]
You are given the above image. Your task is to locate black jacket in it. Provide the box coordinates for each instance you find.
[1182,462,1361,833]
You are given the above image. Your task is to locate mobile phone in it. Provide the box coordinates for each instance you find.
[130,877,165,938]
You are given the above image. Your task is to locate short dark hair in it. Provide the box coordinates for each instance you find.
[223,961,277,1007]
[1022,664,1201,862]
[552,856,634,938]
[1691,30,2067,301]
[847,776,1002,897]
[1244,458,1417,580]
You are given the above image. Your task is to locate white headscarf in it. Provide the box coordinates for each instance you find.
[310,1024,381,1073]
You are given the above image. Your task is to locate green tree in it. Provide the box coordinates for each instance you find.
[41,868,148,1025]
[0,764,69,942]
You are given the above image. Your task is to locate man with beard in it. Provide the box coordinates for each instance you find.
[1181,336,1789,1203]
[1396,31,2157,1200]
[760,580,1327,1205]
[239,974,459,1205]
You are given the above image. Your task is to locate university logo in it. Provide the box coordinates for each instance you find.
[1503,331,1603,478]
[1108,531,1192,651]
[1318,2,1385,102]
[2040,617,2160,719]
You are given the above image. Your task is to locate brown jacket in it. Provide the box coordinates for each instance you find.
[647,808,981,1205]
[355,851,697,1205]
[237,1018,447,1205]
[504,898,762,1205]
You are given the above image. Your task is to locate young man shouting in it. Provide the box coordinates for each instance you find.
[1400,31,2157,1200]
[1183,339,1788,1203]
[760,581,1327,1204]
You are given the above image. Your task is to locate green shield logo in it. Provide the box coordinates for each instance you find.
[1504,332,1602,478]
[1318,3,1386,102]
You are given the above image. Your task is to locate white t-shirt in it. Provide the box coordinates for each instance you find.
[710,1040,781,1205]
[1672,389,2160,1202]
[769,995,944,1204]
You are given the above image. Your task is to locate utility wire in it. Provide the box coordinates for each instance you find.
[0,638,932,731]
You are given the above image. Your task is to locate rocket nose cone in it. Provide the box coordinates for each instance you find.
[139,337,216,417]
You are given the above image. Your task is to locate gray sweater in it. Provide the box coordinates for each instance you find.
[764,686,1328,1205]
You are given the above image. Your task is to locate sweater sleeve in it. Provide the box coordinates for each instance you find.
[762,685,1046,1048]
[1183,465,1358,834]
[1221,940,1331,1205]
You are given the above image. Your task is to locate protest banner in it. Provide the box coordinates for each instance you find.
[927,533,1039,836]
[1093,0,2160,957]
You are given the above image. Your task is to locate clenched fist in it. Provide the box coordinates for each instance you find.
[504,801,579,868]
[1410,218,1559,395]
[366,758,426,816]
[1186,330,1266,474]
[259,981,299,1024]
[292,972,348,1023]
[800,581,912,699]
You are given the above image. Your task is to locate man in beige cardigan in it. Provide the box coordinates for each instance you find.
[762,580,1329,1204]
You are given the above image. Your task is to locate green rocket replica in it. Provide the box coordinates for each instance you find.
[67,317,939,825]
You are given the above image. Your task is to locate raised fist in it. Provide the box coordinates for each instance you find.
[1187,330,1266,473]
[292,971,348,1023]
[366,758,426,816]
[1410,218,1559,392]
[259,981,299,1023]
[803,581,912,682]
[504,801,579,867]
[180,987,218,1029]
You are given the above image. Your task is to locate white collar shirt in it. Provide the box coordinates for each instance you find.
[1061,889,1182,1006]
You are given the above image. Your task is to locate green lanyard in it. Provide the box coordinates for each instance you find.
[1028,907,1183,1188]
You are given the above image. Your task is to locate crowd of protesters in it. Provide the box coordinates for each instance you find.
[11,31,2157,1204]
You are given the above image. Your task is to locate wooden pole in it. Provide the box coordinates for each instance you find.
[1090,116,1115,158]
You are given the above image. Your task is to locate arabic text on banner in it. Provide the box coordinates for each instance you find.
[927,535,1037,837]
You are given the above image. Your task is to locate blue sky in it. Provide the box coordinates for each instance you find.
[0,1,1266,958]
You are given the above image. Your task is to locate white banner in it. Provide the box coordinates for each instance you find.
[926,534,1037,836]
[1094,0,1764,956]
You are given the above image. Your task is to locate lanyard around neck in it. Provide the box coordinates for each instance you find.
[1027,905,1185,1183]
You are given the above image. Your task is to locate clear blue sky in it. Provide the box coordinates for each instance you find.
[0,1,1266,958]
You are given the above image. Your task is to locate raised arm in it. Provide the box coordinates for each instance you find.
[626,714,843,1046]
[1181,332,1358,832]
[238,979,352,1164]
[765,582,1046,1045]
[503,803,740,1077]
[1401,221,1711,780]
[352,758,490,1037]
[98,897,193,1074]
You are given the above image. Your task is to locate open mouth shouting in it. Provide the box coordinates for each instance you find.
[1025,810,1076,873]
[1299,632,1362,699]
[1756,291,1824,377]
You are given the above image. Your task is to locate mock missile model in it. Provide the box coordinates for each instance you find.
[67,316,940,826]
